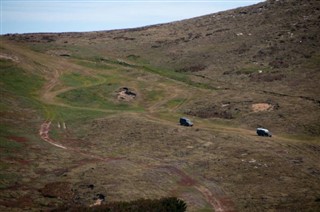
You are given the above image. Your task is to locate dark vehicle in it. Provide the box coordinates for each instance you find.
[256,128,272,137]
[180,117,193,127]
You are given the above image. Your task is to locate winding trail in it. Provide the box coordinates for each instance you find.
[39,121,67,150]
[36,56,320,212]
[36,58,239,211]
[3,38,319,212]
[39,120,127,163]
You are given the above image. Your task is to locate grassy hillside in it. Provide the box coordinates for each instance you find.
[5,0,320,135]
[1,0,319,211]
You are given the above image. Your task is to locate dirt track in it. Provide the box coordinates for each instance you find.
[39,118,236,211]
[1,38,318,211]
[37,66,237,210]
[35,53,319,211]
[39,121,67,150]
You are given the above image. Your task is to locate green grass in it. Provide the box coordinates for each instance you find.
[0,125,25,153]
[57,83,144,111]
[60,72,100,87]
[146,89,165,102]
[75,60,114,70]
[0,59,112,121]
[142,65,189,83]
[0,59,43,96]
[58,71,144,113]
[45,105,111,122]
[165,98,185,108]
[126,54,141,60]
[155,112,184,123]
[29,43,98,58]
[77,57,216,90]
[92,56,136,68]
[0,59,49,126]
[141,65,217,90]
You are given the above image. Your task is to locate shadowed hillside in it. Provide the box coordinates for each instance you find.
[1,0,320,211]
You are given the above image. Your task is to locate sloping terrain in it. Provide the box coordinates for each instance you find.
[5,0,320,136]
[1,0,320,211]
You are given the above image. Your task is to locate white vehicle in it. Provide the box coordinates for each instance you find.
[180,117,193,127]
[256,128,272,137]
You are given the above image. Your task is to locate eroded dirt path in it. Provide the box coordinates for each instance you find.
[39,121,126,162]
[39,119,236,211]
[36,57,238,211]
[158,165,236,212]
[39,121,67,150]
[195,185,235,212]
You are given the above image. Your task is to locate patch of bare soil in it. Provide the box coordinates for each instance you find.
[0,53,19,62]
[90,199,103,207]
[117,87,137,101]
[89,194,105,207]
[251,103,273,112]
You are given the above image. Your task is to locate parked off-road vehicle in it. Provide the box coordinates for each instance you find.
[256,128,272,137]
[180,117,193,127]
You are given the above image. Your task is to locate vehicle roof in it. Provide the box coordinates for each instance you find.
[257,128,270,132]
